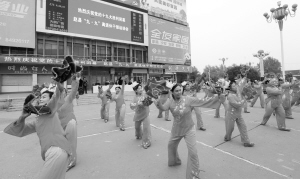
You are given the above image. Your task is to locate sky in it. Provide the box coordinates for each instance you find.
[187,0,300,72]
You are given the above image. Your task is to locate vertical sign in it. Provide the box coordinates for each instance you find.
[131,12,144,43]
[46,0,68,32]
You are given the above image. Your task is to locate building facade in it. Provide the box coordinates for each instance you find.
[0,0,192,93]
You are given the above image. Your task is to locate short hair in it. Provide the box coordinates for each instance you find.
[42,90,54,98]
[171,83,182,92]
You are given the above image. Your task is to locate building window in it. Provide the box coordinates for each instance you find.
[92,45,96,60]
[27,48,34,57]
[97,46,106,61]
[107,47,111,61]
[0,46,9,55]
[58,42,64,58]
[66,42,72,55]
[126,49,130,63]
[10,47,26,56]
[132,50,135,63]
[37,40,43,57]
[118,48,125,62]
[136,50,142,63]
[45,40,58,58]
[73,43,84,59]
[143,50,147,63]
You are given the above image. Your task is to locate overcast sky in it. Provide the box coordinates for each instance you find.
[187,0,300,72]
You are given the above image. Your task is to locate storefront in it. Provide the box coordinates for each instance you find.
[0,64,53,93]
[132,69,148,84]
[149,69,163,80]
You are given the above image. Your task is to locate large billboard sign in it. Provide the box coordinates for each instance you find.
[148,16,191,65]
[111,0,187,23]
[36,0,148,46]
[0,0,35,48]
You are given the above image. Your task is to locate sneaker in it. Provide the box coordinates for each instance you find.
[66,162,76,172]
[157,114,163,118]
[244,142,255,147]
[244,111,250,113]
[120,127,125,131]
[279,128,291,132]
[286,116,294,119]
[214,115,220,118]
[199,127,206,131]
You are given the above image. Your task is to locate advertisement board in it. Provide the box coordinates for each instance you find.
[36,0,148,46]
[0,0,35,48]
[148,16,191,65]
[111,0,187,23]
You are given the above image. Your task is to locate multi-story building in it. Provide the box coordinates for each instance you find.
[0,0,192,93]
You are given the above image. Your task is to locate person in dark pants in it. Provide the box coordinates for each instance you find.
[83,77,88,94]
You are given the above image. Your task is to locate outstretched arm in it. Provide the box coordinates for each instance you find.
[66,75,80,103]
[47,82,64,112]
[4,111,36,137]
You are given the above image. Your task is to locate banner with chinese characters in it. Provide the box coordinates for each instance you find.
[111,0,187,23]
[0,0,35,48]
[0,64,53,74]
[36,0,148,46]
[165,65,192,73]
[148,16,191,65]
[0,56,165,69]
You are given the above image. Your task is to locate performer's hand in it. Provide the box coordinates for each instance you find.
[21,110,31,119]
[57,82,64,92]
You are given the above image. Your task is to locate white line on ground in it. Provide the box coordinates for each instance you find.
[78,126,134,139]
[150,124,291,179]
[282,165,294,171]
[292,159,300,165]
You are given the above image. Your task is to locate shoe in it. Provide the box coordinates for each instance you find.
[224,137,231,142]
[286,116,294,119]
[120,127,125,131]
[244,111,250,113]
[157,115,163,118]
[250,105,253,107]
[165,119,171,121]
[244,142,255,147]
[279,128,291,132]
[199,127,206,131]
[66,162,76,172]
[214,115,220,118]
[260,123,266,126]
[104,119,108,123]
[136,136,142,140]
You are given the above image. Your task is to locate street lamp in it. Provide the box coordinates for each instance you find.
[263,1,297,80]
[219,58,228,73]
[253,50,269,80]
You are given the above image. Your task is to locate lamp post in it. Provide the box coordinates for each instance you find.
[263,1,297,80]
[253,50,269,80]
[219,58,228,73]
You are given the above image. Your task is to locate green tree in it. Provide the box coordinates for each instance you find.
[226,65,260,82]
[203,65,225,82]
[190,66,201,82]
[263,57,282,74]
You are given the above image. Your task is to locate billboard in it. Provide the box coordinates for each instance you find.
[148,16,191,65]
[111,0,187,23]
[36,0,148,46]
[0,0,35,48]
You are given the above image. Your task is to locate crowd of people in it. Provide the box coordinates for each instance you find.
[3,55,300,179]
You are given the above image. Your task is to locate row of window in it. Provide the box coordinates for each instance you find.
[0,33,148,63]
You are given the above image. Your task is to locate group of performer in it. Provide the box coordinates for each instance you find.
[3,55,300,179]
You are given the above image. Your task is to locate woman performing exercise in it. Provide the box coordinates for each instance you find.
[260,78,291,131]
[130,82,152,149]
[98,82,114,123]
[111,76,128,131]
[224,80,254,147]
[156,83,220,179]
[182,82,206,131]
[4,82,72,179]
[57,73,81,171]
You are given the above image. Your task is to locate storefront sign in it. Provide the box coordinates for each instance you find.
[0,0,35,48]
[0,64,53,74]
[149,68,163,74]
[165,65,192,73]
[36,0,148,46]
[0,56,165,69]
[148,16,191,65]
[112,0,187,23]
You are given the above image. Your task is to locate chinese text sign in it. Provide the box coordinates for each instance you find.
[148,16,191,65]
[0,0,35,48]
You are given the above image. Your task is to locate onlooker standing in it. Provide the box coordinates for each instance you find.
[83,77,88,94]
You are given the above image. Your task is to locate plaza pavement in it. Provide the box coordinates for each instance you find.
[0,92,299,179]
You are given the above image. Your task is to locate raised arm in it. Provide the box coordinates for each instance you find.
[4,112,36,137]
[66,76,80,103]
[47,82,64,112]
[228,94,244,108]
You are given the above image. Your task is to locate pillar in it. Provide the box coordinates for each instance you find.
[32,74,37,86]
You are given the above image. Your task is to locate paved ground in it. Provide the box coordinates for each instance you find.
[0,92,299,179]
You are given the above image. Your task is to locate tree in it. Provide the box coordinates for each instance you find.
[226,65,260,82]
[263,57,282,74]
[203,65,225,82]
[190,66,201,82]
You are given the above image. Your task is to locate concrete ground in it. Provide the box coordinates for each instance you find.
[0,92,299,179]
